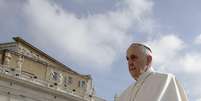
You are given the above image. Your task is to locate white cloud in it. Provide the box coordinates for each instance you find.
[147,34,184,68]
[23,0,154,70]
[145,34,201,74]
[194,34,201,44]
[189,79,201,101]
[196,98,201,101]
[179,52,201,73]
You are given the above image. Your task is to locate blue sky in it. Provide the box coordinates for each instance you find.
[1,0,201,101]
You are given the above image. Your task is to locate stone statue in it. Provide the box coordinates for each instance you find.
[4,52,12,66]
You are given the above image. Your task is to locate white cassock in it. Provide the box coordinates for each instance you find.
[117,68,188,101]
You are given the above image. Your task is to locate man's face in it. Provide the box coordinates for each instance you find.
[126,46,147,80]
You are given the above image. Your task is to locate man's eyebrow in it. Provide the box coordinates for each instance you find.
[126,54,137,59]
[130,54,137,58]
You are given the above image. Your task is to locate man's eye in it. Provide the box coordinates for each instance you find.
[126,56,129,60]
[131,55,137,60]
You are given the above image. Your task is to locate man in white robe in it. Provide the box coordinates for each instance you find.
[117,43,188,101]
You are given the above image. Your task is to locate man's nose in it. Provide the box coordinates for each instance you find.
[128,60,135,66]
[129,63,134,67]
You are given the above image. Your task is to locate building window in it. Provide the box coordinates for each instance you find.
[79,80,86,88]
[36,54,40,59]
[63,76,68,87]
[63,76,73,86]
[68,76,73,84]
[64,76,67,84]
[50,71,60,81]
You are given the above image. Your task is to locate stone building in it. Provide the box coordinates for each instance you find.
[0,37,103,101]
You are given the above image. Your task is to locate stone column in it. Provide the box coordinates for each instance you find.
[4,52,12,66]
[16,55,23,74]
[58,72,63,90]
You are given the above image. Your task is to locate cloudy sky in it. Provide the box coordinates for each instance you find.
[1,0,201,101]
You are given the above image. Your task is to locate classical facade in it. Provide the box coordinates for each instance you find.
[0,37,104,101]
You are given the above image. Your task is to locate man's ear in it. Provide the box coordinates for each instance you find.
[146,55,152,65]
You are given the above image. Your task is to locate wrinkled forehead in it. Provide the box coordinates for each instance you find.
[127,45,143,56]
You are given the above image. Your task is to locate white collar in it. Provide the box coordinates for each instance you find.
[137,67,154,82]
